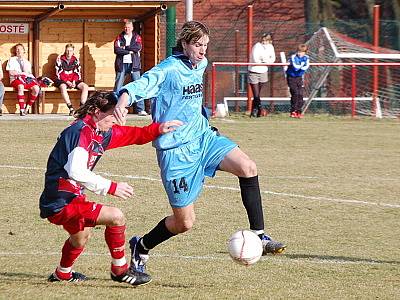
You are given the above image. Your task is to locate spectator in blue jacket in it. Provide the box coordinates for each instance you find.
[286,44,310,118]
[113,20,147,116]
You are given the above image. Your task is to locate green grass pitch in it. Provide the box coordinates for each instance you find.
[0,114,399,299]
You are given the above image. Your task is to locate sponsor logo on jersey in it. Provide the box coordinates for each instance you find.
[182,83,203,100]
[182,83,203,95]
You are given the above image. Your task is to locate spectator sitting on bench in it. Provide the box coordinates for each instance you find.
[55,43,89,116]
[0,58,4,116]
[6,43,40,116]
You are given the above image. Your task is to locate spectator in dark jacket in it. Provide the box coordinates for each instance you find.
[113,20,146,116]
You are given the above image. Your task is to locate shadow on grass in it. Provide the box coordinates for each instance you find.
[285,253,400,265]
[0,272,41,279]
[0,272,153,289]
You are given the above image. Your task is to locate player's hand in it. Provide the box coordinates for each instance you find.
[114,182,134,199]
[66,81,73,88]
[113,105,128,125]
[159,120,184,134]
[113,92,130,125]
[71,81,76,88]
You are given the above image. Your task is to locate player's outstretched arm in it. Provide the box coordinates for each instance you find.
[114,182,134,199]
[158,120,184,134]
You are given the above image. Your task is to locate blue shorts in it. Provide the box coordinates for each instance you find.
[156,129,237,208]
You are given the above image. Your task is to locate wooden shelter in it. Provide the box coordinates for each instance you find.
[0,0,178,114]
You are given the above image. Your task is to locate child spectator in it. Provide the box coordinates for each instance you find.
[286,44,310,118]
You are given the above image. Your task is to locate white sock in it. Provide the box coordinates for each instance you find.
[111,257,127,267]
[252,229,264,237]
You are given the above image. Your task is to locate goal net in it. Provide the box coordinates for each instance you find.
[303,27,400,118]
[211,27,400,118]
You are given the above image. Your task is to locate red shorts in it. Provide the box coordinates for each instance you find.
[47,195,103,235]
[11,78,39,90]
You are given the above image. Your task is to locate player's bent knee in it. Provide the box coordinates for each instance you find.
[110,207,125,226]
[240,159,258,177]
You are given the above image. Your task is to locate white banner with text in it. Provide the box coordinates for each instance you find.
[0,23,29,34]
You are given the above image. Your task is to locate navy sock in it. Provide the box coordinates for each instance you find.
[238,176,265,231]
[140,217,176,254]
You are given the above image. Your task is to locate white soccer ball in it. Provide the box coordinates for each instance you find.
[228,230,263,266]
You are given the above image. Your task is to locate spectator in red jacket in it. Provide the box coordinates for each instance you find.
[55,44,89,116]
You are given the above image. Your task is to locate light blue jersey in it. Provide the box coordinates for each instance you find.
[118,52,237,207]
[119,54,209,150]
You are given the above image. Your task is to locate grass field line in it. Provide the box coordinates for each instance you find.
[214,118,400,126]
[1,164,399,209]
[0,251,394,266]
[101,172,400,208]
[203,184,400,208]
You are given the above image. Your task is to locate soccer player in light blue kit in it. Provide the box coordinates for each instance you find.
[114,21,286,277]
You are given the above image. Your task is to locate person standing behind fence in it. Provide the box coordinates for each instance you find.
[286,44,310,118]
[113,20,147,116]
[248,33,275,118]
[6,44,40,116]
[0,59,4,116]
[54,44,89,116]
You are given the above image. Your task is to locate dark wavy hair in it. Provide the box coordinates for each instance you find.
[74,91,118,119]
[175,21,210,52]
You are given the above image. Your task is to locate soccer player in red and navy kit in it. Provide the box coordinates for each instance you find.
[39,91,181,286]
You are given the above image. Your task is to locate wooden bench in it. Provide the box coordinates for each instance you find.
[4,86,96,114]
[39,86,96,114]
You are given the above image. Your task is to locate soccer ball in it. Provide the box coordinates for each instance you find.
[227,230,263,266]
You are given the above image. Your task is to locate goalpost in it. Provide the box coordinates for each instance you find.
[303,27,400,118]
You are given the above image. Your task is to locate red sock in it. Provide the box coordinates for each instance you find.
[58,239,84,277]
[28,94,38,106]
[55,268,73,280]
[17,95,25,110]
[105,225,127,275]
